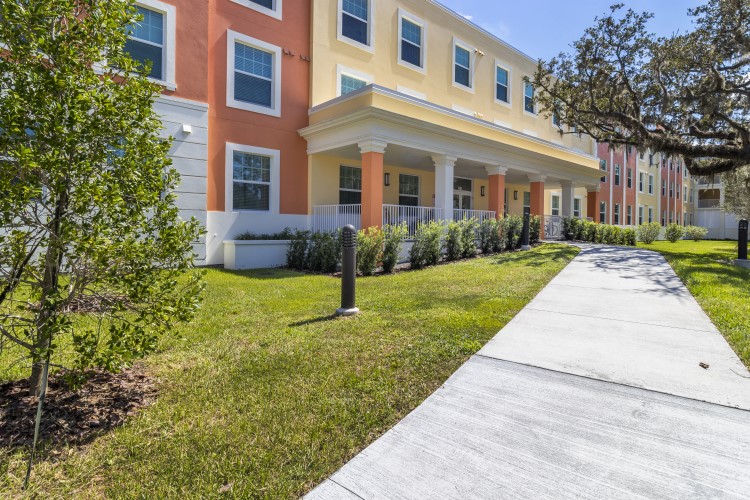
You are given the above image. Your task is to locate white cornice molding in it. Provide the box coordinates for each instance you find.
[358,139,388,154]
[528,174,547,183]
[485,166,508,176]
[431,154,458,167]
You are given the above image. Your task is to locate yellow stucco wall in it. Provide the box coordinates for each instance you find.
[311,0,594,154]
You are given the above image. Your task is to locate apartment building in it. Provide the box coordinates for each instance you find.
[694,175,742,239]
[126,0,627,266]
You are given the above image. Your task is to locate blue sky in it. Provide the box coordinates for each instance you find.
[437,0,704,60]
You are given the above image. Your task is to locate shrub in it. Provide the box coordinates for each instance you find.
[504,215,523,250]
[530,216,541,244]
[356,226,384,276]
[307,231,341,273]
[574,219,586,240]
[685,225,708,241]
[637,222,661,244]
[409,221,443,269]
[235,228,293,241]
[445,220,464,261]
[286,230,310,270]
[584,221,597,242]
[382,223,407,273]
[595,224,606,244]
[460,218,478,258]
[664,223,685,243]
[562,217,582,240]
[623,228,637,246]
[479,218,504,254]
[607,225,623,245]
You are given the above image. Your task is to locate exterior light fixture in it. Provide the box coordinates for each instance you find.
[480,186,486,197]
[384,173,390,186]
[514,190,519,200]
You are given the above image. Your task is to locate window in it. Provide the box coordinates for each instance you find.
[614,203,620,225]
[684,186,688,200]
[614,164,621,186]
[627,168,632,189]
[398,11,425,70]
[453,41,472,89]
[676,184,680,199]
[339,165,362,204]
[341,74,367,95]
[399,174,419,206]
[231,0,282,20]
[226,143,280,213]
[599,201,606,224]
[662,179,666,196]
[552,109,561,127]
[648,207,654,223]
[340,0,371,48]
[227,31,281,116]
[599,159,607,183]
[638,206,644,225]
[495,64,509,104]
[639,172,644,192]
[125,1,175,87]
[670,182,674,197]
[648,174,654,194]
[523,191,531,210]
[627,205,632,226]
[523,80,535,114]
[661,210,666,226]
[551,195,560,216]
[573,198,582,218]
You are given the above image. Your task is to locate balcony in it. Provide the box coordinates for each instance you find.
[697,199,721,209]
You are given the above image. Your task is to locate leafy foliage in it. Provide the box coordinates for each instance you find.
[722,166,750,220]
[286,231,310,270]
[503,215,523,250]
[307,232,341,273]
[532,0,750,176]
[356,227,384,276]
[445,221,463,261]
[409,221,443,270]
[381,223,407,274]
[0,0,204,392]
[459,219,478,258]
[637,222,662,244]
[685,225,709,241]
[479,219,504,254]
[665,223,686,243]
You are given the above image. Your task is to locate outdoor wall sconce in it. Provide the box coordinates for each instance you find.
[384,173,390,186]
[514,190,519,200]
[480,186,486,197]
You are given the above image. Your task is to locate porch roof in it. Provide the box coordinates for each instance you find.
[299,85,602,187]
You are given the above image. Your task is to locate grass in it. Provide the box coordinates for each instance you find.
[639,239,750,369]
[1,244,578,498]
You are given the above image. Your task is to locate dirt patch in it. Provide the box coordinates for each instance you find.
[0,366,157,450]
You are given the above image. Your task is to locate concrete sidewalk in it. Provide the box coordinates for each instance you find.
[307,245,750,499]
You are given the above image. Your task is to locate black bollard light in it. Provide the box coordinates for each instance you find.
[739,219,748,261]
[521,207,531,251]
[337,224,359,316]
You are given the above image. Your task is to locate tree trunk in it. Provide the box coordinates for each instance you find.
[29,361,45,397]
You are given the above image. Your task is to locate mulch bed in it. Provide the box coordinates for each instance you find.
[0,366,157,450]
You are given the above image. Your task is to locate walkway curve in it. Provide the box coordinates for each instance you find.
[307,244,750,499]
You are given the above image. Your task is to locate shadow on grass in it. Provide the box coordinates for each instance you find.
[289,315,338,327]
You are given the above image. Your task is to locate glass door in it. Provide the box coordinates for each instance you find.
[453,177,473,211]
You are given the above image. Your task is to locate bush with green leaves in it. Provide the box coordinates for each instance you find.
[409,221,443,269]
[307,232,341,273]
[235,228,293,241]
[460,218,478,258]
[382,223,407,273]
[636,222,661,244]
[445,220,464,261]
[623,228,637,246]
[504,215,523,250]
[563,218,585,241]
[356,227,384,276]
[685,225,709,241]
[530,216,541,244]
[664,223,685,243]
[479,218,503,254]
[584,221,598,242]
[286,230,310,270]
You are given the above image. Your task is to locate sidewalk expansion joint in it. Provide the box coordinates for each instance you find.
[523,308,717,334]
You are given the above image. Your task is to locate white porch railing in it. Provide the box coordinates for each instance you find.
[383,204,446,238]
[312,204,361,233]
[544,215,564,240]
[453,209,496,223]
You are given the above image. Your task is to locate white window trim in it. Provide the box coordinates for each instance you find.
[649,174,655,194]
[226,30,282,117]
[133,0,176,91]
[336,64,373,97]
[230,0,282,21]
[550,193,561,216]
[494,59,512,108]
[648,206,654,223]
[452,37,474,93]
[573,196,583,218]
[638,205,644,225]
[398,173,421,205]
[396,85,427,100]
[225,143,280,213]
[337,0,375,53]
[522,76,536,116]
[397,9,427,74]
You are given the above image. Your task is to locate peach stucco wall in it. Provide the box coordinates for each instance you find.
[206,0,311,214]
[161,0,209,103]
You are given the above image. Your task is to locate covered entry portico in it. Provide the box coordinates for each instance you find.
[300,86,602,238]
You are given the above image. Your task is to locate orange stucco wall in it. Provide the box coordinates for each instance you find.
[206,0,311,213]
[162,0,209,103]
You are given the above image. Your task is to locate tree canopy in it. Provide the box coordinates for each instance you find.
[532,0,750,176]
[0,0,204,394]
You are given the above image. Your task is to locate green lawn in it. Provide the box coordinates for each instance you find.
[639,240,750,368]
[1,244,578,498]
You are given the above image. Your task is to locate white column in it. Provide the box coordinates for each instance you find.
[560,180,575,218]
[432,154,456,219]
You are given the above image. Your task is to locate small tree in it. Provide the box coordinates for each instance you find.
[722,166,750,221]
[665,224,686,243]
[0,1,204,395]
